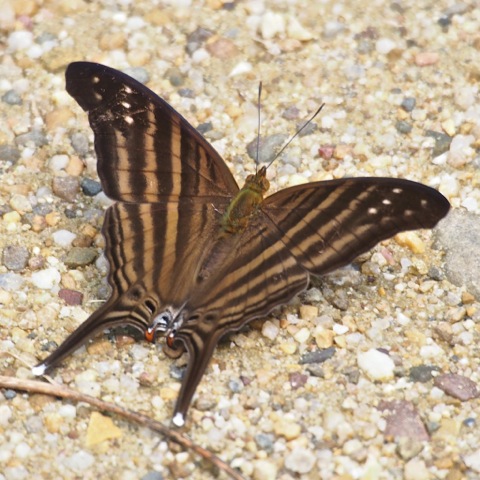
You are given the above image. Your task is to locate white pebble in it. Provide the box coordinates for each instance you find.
[49,154,69,171]
[287,15,314,41]
[463,449,480,473]
[404,458,430,480]
[253,460,278,480]
[293,327,310,343]
[7,31,33,52]
[59,404,77,418]
[52,229,77,247]
[191,48,210,63]
[229,61,253,77]
[30,268,61,290]
[461,197,478,212]
[439,174,459,196]
[262,320,279,340]
[419,342,444,359]
[63,450,95,473]
[14,442,31,459]
[454,85,476,110]
[321,115,335,129]
[285,447,315,474]
[0,405,12,427]
[376,38,396,54]
[260,11,285,39]
[333,323,349,335]
[357,348,395,381]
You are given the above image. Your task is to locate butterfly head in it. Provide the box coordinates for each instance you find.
[244,166,269,195]
[145,310,175,342]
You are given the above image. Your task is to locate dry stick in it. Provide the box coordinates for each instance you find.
[0,375,245,480]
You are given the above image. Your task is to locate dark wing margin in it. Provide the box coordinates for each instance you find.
[262,177,450,276]
[65,62,239,203]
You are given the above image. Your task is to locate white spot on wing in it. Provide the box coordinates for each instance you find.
[393,188,403,194]
[421,199,428,207]
[92,76,100,84]
[121,101,131,109]
[368,207,378,215]
[124,86,133,94]
[404,210,414,217]
[124,115,134,124]
[173,413,185,427]
[32,364,46,376]
[382,199,392,205]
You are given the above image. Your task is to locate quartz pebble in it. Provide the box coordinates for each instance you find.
[285,447,315,474]
[358,348,395,381]
[30,267,61,289]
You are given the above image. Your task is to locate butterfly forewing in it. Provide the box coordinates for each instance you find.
[263,178,450,275]
[66,62,239,203]
[34,62,450,426]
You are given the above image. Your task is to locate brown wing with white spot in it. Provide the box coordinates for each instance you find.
[262,177,450,275]
[66,62,239,203]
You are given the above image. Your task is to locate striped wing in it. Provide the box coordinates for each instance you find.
[262,177,450,274]
[66,62,239,203]
[169,176,450,423]
[34,201,226,371]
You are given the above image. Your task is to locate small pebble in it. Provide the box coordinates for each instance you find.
[254,433,274,452]
[62,450,95,473]
[252,459,277,480]
[358,348,395,381]
[260,11,285,40]
[401,97,416,112]
[70,132,90,155]
[289,371,308,389]
[376,37,396,54]
[434,373,479,401]
[58,288,84,306]
[81,178,102,196]
[0,144,21,163]
[395,120,413,134]
[86,412,122,447]
[415,51,439,66]
[2,245,29,271]
[63,247,98,267]
[404,458,430,480]
[52,229,77,247]
[15,129,47,147]
[409,365,441,383]
[246,133,288,164]
[299,347,335,365]
[30,267,61,289]
[284,447,315,474]
[52,176,80,202]
[379,400,430,441]
[2,89,22,105]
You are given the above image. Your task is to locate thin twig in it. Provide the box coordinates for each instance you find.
[0,375,245,480]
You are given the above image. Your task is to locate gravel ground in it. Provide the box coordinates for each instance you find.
[1,1,479,479]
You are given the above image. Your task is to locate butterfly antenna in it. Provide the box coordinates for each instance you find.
[265,103,325,170]
[255,81,263,174]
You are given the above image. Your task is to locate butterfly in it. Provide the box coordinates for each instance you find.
[33,62,450,427]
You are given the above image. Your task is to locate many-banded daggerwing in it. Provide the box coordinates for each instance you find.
[33,62,450,427]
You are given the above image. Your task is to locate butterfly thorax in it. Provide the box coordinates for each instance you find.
[221,166,270,234]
